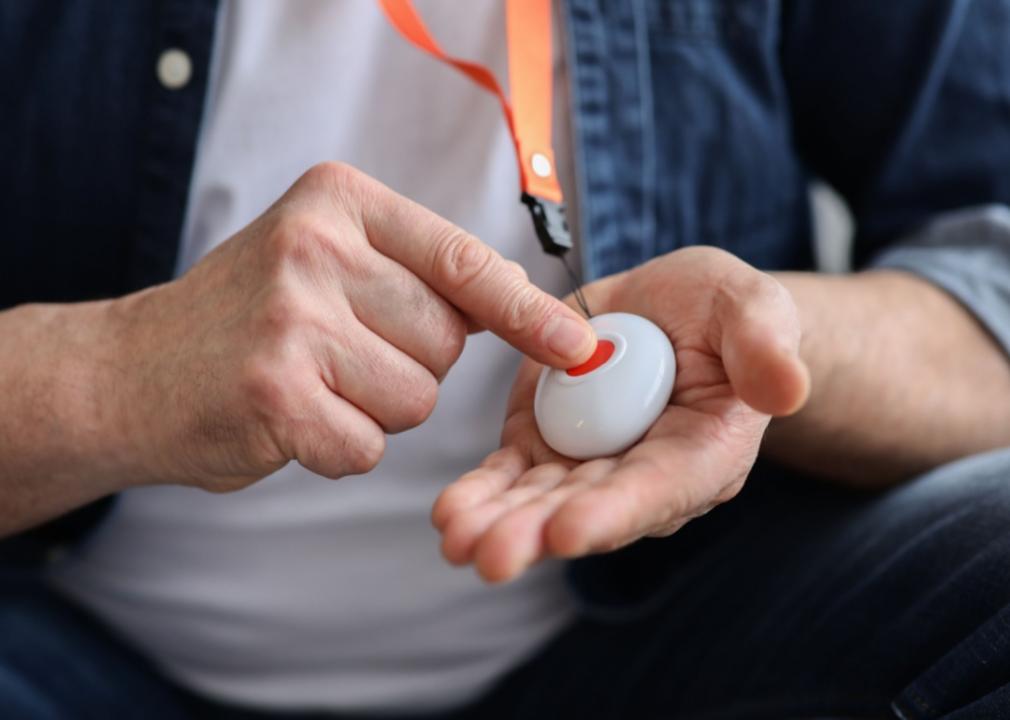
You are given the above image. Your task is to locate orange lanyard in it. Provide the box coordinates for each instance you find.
[377,0,574,257]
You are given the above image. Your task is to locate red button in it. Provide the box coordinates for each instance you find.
[566,340,616,377]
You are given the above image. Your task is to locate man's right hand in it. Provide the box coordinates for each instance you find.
[103,162,595,492]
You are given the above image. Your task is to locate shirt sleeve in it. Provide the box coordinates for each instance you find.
[869,205,1010,356]
[782,0,1010,267]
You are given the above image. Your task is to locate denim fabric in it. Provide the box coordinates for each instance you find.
[0,0,218,301]
[562,0,813,280]
[871,206,1010,357]
[562,0,1010,282]
[0,0,219,568]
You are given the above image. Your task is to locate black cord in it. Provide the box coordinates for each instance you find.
[559,252,592,318]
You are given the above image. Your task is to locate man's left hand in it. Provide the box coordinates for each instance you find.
[432,247,810,582]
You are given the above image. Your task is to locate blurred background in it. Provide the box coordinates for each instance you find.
[811,181,853,274]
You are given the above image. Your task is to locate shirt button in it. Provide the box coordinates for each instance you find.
[156,48,192,90]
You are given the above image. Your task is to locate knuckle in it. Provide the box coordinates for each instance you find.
[294,162,370,225]
[750,271,787,306]
[291,431,332,477]
[505,260,529,282]
[258,285,310,336]
[239,356,291,422]
[266,212,331,268]
[429,228,494,293]
[499,282,548,336]
[739,268,780,304]
[344,428,386,474]
[712,270,780,331]
[433,313,467,372]
[301,160,358,191]
[764,274,802,327]
[395,372,439,429]
[304,162,378,222]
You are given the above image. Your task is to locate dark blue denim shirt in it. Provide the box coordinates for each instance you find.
[4,1,1010,611]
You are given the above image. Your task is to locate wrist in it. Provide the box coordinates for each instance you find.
[97,286,179,489]
[62,298,151,493]
[0,300,138,499]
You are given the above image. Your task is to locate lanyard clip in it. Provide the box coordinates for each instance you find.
[521,192,573,257]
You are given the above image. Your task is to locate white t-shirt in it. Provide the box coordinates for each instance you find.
[50,1,578,713]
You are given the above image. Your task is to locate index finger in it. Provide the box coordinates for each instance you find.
[356,174,596,367]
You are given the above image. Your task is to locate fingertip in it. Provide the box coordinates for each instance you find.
[472,521,514,582]
[473,506,548,584]
[431,484,471,531]
[441,544,471,568]
[474,543,520,584]
[781,356,812,416]
[440,517,477,566]
[541,312,596,368]
[430,496,452,532]
[475,563,514,585]
[738,345,810,416]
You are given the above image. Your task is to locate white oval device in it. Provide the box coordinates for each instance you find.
[534,312,676,460]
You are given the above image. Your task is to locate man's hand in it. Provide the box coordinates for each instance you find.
[98,162,595,493]
[432,247,810,582]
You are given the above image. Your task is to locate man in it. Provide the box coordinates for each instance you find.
[3,1,1010,718]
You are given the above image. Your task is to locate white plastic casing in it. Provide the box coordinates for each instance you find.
[534,312,676,460]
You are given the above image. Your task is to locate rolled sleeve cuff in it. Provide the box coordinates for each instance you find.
[869,205,1010,356]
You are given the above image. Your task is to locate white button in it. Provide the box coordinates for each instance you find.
[531,152,553,178]
[534,313,676,460]
[157,48,192,90]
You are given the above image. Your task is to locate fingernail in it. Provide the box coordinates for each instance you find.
[545,315,593,361]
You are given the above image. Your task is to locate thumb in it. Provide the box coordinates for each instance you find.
[718,274,810,417]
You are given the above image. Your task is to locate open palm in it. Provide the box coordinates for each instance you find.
[432,247,810,582]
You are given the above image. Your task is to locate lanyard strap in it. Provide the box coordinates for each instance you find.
[377,0,573,256]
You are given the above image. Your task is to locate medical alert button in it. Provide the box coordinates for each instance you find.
[566,340,615,377]
[535,313,676,460]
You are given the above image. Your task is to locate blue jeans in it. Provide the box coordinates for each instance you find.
[4,450,1010,719]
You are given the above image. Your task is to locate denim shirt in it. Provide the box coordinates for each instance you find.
[4,1,1010,608]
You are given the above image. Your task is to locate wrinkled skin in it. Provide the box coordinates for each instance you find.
[433,247,810,582]
[104,162,595,493]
